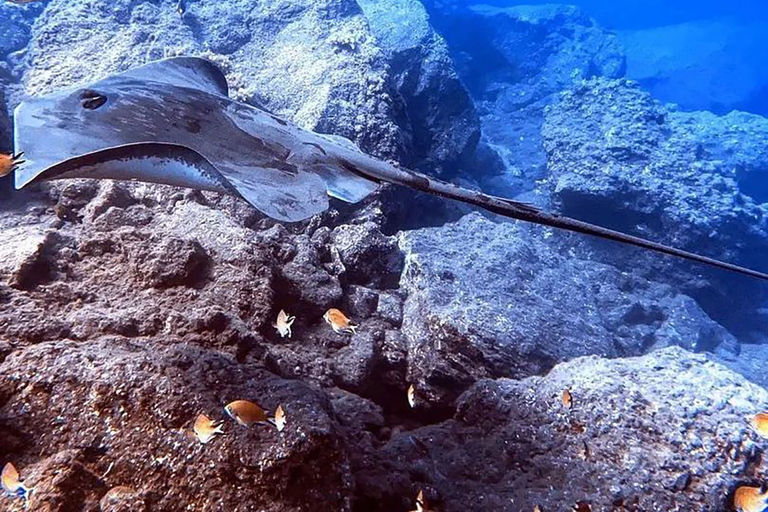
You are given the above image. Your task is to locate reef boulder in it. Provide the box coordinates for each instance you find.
[397,212,737,408]
[541,77,768,335]
[353,347,768,511]
[357,0,480,176]
[421,3,626,193]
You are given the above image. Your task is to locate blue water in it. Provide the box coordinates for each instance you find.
[428,0,768,115]
[474,0,768,29]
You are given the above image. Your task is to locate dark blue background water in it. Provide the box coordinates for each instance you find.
[474,0,768,29]
[438,0,768,115]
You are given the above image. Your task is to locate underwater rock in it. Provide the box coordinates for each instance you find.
[542,77,768,334]
[398,212,738,408]
[132,238,210,289]
[353,347,768,511]
[0,2,39,63]
[421,3,625,193]
[0,191,276,345]
[357,0,480,176]
[331,222,403,288]
[281,234,344,315]
[0,339,351,511]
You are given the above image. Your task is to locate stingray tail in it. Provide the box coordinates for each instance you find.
[368,164,768,281]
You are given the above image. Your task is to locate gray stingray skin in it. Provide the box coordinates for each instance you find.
[11,57,768,281]
[14,57,381,222]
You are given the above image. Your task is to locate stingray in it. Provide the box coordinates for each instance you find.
[10,57,768,281]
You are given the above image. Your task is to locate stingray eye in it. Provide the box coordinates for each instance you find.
[80,90,107,110]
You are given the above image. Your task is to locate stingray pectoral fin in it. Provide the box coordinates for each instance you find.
[222,166,331,222]
[14,142,242,198]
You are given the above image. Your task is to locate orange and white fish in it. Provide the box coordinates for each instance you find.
[409,490,431,512]
[734,485,768,512]
[273,310,295,338]
[407,384,416,408]
[323,308,357,334]
[0,152,24,178]
[1,462,31,499]
[749,412,768,438]
[193,414,224,444]
[562,388,573,409]
[274,405,287,432]
[225,399,284,430]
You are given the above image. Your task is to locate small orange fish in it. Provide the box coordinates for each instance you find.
[407,384,416,408]
[273,405,287,432]
[562,388,572,409]
[1,462,31,499]
[225,399,270,426]
[273,310,296,338]
[0,152,24,178]
[225,399,283,430]
[323,308,357,334]
[749,412,768,438]
[734,485,768,512]
[409,489,431,512]
[193,414,224,444]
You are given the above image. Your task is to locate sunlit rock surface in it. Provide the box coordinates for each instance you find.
[358,0,480,176]
[398,212,739,408]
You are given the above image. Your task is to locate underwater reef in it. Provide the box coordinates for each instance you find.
[1,1,768,511]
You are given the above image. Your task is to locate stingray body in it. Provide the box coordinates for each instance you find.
[12,57,768,281]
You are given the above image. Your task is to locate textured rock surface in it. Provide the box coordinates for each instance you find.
[542,78,768,334]
[358,0,480,176]
[398,212,739,408]
[0,339,350,512]
[353,347,768,512]
[422,3,626,194]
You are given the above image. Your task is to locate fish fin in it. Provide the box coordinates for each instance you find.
[14,142,241,198]
[112,57,229,97]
